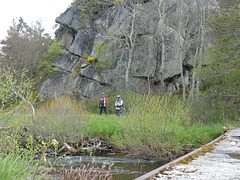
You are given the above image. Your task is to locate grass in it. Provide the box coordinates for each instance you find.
[83,94,228,159]
[0,92,237,180]
[176,123,225,147]
[0,153,35,180]
[84,115,226,159]
[6,93,234,161]
[83,114,123,138]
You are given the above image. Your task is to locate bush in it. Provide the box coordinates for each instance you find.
[44,40,63,62]
[36,40,63,80]
[110,94,193,159]
[191,96,240,124]
[35,95,89,144]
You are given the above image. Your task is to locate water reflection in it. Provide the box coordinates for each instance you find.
[48,155,166,180]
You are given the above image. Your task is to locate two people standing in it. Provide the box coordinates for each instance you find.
[99,93,124,116]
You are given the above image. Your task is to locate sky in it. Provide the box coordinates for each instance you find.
[0,0,74,40]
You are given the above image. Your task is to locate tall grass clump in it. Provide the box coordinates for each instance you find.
[110,94,192,159]
[0,153,35,180]
[35,95,89,144]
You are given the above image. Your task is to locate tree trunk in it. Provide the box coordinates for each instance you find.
[125,49,133,88]
[178,0,186,101]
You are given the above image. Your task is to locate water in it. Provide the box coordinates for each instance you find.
[48,154,166,179]
[227,153,240,160]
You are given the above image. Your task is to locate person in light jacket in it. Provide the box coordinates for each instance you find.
[115,95,123,116]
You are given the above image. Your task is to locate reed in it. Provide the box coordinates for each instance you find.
[59,157,122,180]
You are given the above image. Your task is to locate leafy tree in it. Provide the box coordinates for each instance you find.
[0,17,51,78]
[197,3,240,108]
[0,57,37,127]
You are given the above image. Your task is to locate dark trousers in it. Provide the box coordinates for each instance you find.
[116,109,120,116]
[100,106,107,115]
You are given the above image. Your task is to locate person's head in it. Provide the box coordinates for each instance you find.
[102,92,105,97]
[117,95,120,99]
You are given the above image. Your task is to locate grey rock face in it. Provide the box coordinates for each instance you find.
[39,71,74,99]
[51,54,79,72]
[80,66,101,82]
[69,29,96,56]
[39,0,218,99]
[61,33,74,50]
[56,8,91,30]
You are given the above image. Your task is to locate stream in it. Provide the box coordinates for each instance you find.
[47,154,167,179]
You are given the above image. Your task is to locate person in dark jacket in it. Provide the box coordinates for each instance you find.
[99,92,108,115]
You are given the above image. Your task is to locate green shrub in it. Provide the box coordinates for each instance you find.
[191,96,240,124]
[44,40,63,62]
[36,40,62,79]
[35,95,89,144]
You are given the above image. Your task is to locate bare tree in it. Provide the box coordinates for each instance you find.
[176,0,186,100]
[188,0,215,102]
[123,5,139,88]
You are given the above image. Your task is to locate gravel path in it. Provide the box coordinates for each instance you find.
[154,128,240,180]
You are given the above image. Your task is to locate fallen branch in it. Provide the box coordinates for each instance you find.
[58,143,78,153]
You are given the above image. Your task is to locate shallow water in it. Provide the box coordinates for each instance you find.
[48,154,166,179]
[227,153,240,160]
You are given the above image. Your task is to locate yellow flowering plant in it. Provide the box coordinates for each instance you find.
[87,56,95,62]
[114,0,122,3]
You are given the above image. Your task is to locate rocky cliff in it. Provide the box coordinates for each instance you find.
[39,0,218,99]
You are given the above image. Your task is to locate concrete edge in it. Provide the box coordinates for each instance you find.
[134,133,226,180]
